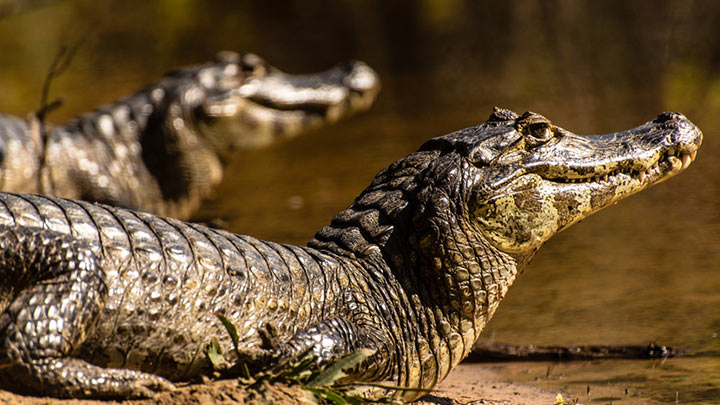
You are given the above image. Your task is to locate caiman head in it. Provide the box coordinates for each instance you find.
[194,51,381,154]
[418,107,702,258]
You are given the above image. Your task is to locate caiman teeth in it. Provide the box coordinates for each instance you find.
[681,153,692,169]
[550,148,695,185]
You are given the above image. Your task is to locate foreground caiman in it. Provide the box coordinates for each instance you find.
[0,108,701,401]
[0,51,380,219]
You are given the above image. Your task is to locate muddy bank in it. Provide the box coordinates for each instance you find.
[0,363,560,405]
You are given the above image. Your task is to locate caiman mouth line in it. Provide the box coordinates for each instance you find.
[247,95,335,118]
[204,95,332,122]
[247,87,376,120]
[545,149,698,185]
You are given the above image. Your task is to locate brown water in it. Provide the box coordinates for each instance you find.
[1,1,720,403]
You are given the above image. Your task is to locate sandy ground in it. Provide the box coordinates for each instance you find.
[415,364,561,405]
[0,363,562,405]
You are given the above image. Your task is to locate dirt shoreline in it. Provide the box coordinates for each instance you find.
[0,363,561,405]
[417,364,561,405]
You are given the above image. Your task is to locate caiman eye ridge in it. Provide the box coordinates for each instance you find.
[553,149,697,185]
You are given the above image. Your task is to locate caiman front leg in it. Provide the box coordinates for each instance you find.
[281,318,371,361]
[0,226,173,398]
[272,317,393,382]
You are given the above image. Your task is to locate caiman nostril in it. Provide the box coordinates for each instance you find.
[656,112,703,149]
[655,111,687,123]
[344,61,381,94]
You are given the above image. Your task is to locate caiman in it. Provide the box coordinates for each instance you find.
[0,108,701,401]
[0,51,380,220]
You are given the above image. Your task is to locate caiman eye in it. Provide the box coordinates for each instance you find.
[527,122,554,145]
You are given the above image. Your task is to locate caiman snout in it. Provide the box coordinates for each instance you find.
[654,111,703,161]
[241,60,381,110]
[655,111,686,123]
[340,61,381,95]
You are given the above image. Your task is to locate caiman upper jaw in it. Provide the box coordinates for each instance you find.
[533,111,702,188]
[560,147,698,185]
[196,57,380,150]
[241,60,381,120]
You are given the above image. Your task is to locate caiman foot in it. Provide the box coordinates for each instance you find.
[275,318,383,367]
[0,357,174,399]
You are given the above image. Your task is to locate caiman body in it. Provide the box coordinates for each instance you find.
[0,108,701,401]
[0,52,380,219]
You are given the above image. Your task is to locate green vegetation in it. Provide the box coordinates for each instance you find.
[554,393,579,405]
[207,314,403,404]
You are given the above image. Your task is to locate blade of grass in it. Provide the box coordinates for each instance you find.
[308,348,374,387]
[217,314,240,352]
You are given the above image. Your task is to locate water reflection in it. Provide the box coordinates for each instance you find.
[1,1,719,402]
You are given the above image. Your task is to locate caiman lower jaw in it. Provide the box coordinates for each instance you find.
[198,88,378,150]
[205,87,376,128]
[206,95,328,121]
[545,148,698,187]
[247,95,336,118]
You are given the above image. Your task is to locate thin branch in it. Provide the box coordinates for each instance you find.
[34,37,86,194]
[36,40,82,122]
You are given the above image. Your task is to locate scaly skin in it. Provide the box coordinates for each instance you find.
[0,52,380,219]
[0,108,702,401]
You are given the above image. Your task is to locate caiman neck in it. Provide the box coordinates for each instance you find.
[309,150,528,382]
